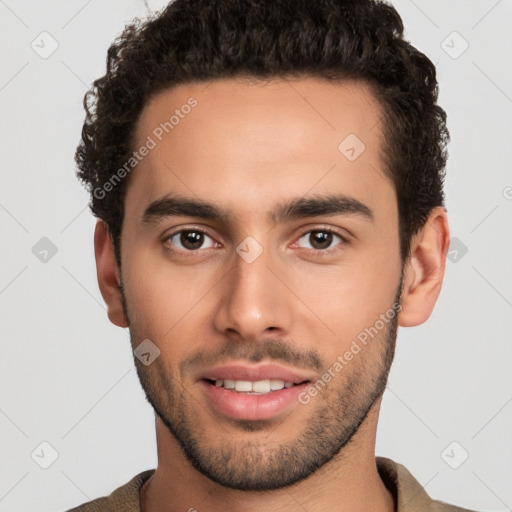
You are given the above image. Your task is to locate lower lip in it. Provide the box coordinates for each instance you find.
[200,380,309,421]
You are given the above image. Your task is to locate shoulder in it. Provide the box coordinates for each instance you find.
[65,469,155,512]
[376,456,478,512]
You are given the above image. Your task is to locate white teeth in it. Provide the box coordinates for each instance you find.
[212,379,295,393]
[224,379,236,389]
[235,380,252,392]
[270,379,285,390]
[252,380,271,393]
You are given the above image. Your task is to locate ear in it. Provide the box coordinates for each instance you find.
[94,219,129,328]
[399,206,450,327]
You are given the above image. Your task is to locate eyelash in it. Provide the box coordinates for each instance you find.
[163,226,348,256]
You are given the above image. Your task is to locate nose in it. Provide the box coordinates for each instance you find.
[212,240,293,342]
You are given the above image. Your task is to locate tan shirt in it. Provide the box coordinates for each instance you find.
[66,456,476,511]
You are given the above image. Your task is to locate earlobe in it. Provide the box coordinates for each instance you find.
[94,219,129,328]
[398,207,450,327]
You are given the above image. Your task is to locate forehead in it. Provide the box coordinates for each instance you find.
[126,76,395,225]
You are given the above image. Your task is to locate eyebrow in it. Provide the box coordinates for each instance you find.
[141,193,374,226]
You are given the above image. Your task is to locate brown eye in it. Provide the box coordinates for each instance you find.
[296,230,344,252]
[166,230,215,251]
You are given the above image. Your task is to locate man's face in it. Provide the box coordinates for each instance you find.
[119,77,403,490]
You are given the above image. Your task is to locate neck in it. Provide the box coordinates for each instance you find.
[141,399,395,512]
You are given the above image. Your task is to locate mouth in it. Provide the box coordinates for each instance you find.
[202,378,310,395]
[198,362,315,386]
[197,363,315,421]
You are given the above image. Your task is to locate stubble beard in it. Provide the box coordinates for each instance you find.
[122,279,402,491]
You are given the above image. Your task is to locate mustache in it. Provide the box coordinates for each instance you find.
[180,338,325,375]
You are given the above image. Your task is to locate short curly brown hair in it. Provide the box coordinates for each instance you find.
[75,0,449,268]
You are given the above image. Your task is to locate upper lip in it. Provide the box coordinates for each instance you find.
[198,363,314,384]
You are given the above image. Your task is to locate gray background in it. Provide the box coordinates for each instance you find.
[0,1,511,511]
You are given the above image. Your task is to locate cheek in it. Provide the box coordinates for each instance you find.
[126,276,189,338]
[122,249,219,339]
[289,250,401,343]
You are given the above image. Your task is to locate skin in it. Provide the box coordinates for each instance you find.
[94,77,450,512]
